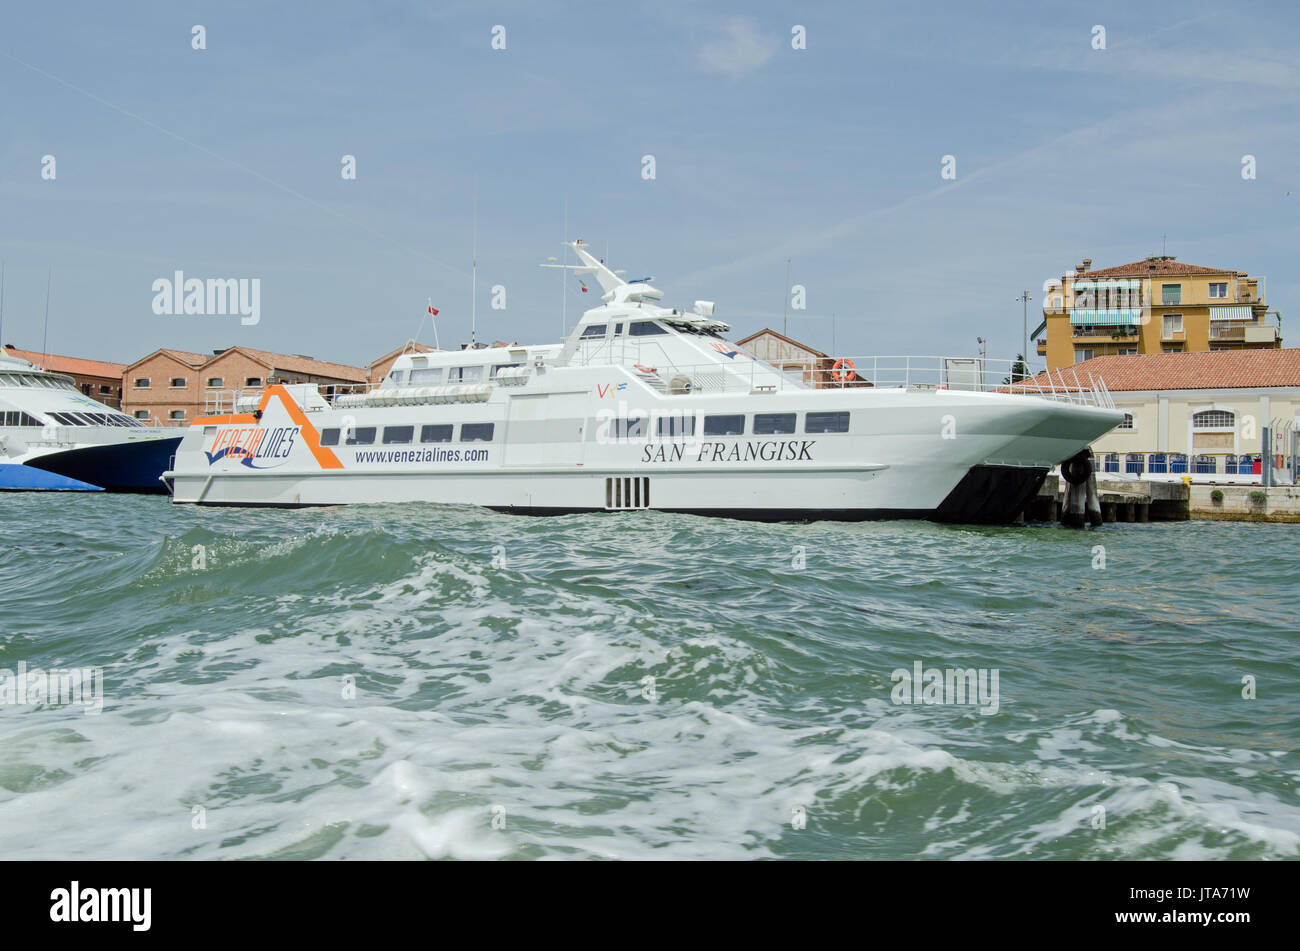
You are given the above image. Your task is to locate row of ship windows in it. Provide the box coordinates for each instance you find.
[2,410,144,428]
[0,373,78,391]
[319,423,496,446]
[388,365,522,386]
[612,411,851,438]
[45,411,146,428]
[2,411,44,426]
[580,320,670,338]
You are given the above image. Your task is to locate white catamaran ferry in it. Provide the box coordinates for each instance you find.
[0,350,182,493]
[165,243,1122,522]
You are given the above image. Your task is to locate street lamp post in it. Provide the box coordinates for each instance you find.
[1016,290,1033,379]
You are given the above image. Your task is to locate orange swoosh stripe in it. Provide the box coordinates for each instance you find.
[195,385,343,470]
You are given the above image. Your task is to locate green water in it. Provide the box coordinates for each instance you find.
[0,493,1296,859]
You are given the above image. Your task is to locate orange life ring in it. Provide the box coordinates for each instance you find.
[634,364,657,374]
[831,358,856,383]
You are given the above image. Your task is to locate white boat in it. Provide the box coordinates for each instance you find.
[165,243,1123,521]
[0,351,182,493]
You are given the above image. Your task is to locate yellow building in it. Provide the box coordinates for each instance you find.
[1033,255,1281,371]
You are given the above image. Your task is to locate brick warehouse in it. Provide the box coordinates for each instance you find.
[122,346,368,425]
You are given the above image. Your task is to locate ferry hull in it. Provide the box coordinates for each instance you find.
[24,436,183,494]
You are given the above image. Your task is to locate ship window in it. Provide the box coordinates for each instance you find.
[703,414,745,436]
[580,324,606,338]
[388,370,407,385]
[320,428,340,446]
[420,424,453,443]
[628,321,668,336]
[612,417,647,440]
[460,423,494,442]
[207,377,224,387]
[657,414,696,437]
[382,425,414,444]
[614,323,624,335]
[73,413,98,424]
[449,366,484,383]
[344,427,376,445]
[410,368,442,385]
[805,411,849,433]
[134,378,151,388]
[754,412,796,435]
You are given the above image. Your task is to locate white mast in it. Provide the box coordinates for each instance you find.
[471,184,478,349]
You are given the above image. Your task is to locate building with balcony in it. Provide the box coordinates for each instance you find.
[1033,255,1281,371]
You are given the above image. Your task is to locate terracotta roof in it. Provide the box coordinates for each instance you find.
[735,327,828,359]
[1030,349,1300,392]
[216,346,367,383]
[366,342,438,371]
[2,346,126,379]
[1075,257,1233,279]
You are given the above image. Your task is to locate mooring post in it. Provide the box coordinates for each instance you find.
[1085,465,1103,528]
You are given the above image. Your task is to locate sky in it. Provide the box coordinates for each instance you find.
[2,0,1299,371]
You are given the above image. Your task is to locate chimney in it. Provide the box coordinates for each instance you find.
[1082,258,1092,271]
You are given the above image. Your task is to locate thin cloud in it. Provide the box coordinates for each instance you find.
[697,17,775,79]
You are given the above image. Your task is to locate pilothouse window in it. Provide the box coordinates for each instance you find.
[628,321,668,336]
[580,324,606,338]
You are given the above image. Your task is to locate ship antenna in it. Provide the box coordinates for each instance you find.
[41,266,52,368]
[471,182,478,349]
[561,196,568,337]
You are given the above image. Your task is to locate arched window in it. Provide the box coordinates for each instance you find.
[1148,452,1168,473]
[1125,453,1145,474]
[1104,453,1120,473]
[1117,413,1135,430]
[1193,410,1234,429]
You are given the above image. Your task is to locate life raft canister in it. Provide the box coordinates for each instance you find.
[831,358,856,383]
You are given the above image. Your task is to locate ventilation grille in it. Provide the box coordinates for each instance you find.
[605,476,650,510]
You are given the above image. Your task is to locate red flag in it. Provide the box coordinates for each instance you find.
[579,281,588,294]
[428,305,439,315]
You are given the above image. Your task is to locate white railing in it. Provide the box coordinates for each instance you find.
[621,356,1116,409]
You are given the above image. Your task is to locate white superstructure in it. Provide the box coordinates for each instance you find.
[165,243,1123,521]
[0,352,182,492]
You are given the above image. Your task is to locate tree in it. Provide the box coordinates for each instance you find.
[1002,354,1029,385]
